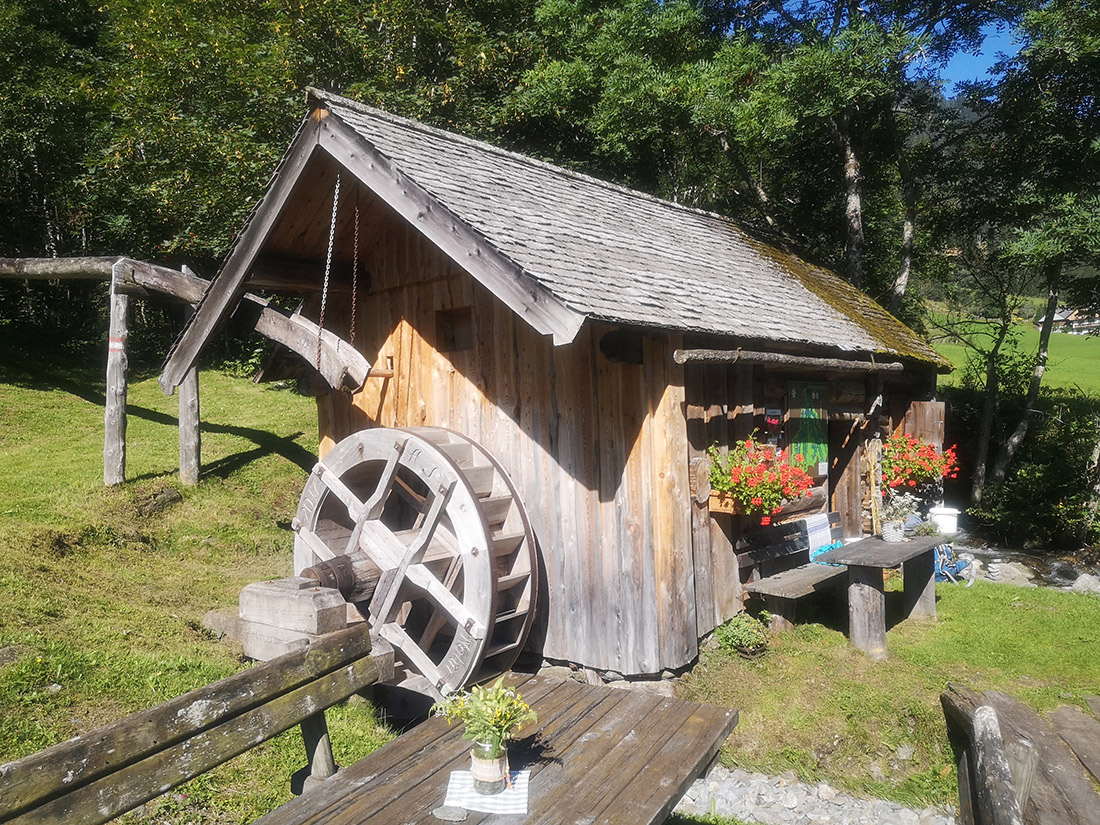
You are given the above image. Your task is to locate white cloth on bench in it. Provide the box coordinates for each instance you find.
[803,512,833,551]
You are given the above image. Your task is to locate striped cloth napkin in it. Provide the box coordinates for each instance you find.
[443,770,530,814]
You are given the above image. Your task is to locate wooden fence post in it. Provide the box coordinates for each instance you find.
[104,262,130,486]
[177,294,201,486]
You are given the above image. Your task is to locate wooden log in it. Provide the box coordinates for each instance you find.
[971,706,1027,825]
[0,256,116,279]
[672,348,907,372]
[941,687,1025,825]
[847,565,887,660]
[2,257,373,394]
[104,264,129,486]
[177,299,201,486]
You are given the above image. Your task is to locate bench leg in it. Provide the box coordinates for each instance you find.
[902,550,936,620]
[763,595,795,632]
[848,565,887,660]
[301,712,338,790]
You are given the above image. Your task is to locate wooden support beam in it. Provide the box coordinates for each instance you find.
[104,264,129,486]
[2,257,374,394]
[673,348,906,372]
[0,256,116,279]
[159,117,325,394]
[177,299,201,487]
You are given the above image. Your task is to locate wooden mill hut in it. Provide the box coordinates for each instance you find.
[162,88,951,678]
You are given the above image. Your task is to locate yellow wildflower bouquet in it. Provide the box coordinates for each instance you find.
[431,675,537,758]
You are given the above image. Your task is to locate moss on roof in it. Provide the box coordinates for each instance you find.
[737,230,951,371]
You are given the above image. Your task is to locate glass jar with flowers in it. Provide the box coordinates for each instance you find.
[430,676,537,794]
[707,438,816,526]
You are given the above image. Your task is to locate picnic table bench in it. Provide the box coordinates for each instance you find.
[815,534,941,660]
[0,624,386,825]
[257,673,737,825]
[738,512,848,630]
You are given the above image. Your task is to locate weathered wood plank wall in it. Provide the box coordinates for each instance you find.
[332,212,697,674]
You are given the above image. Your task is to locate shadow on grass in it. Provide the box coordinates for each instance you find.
[1,342,315,475]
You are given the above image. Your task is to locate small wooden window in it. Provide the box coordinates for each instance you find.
[437,307,474,352]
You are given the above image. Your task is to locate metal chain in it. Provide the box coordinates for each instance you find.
[350,201,359,346]
[316,172,340,370]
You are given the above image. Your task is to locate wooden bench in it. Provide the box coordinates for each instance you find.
[0,624,384,825]
[738,512,849,630]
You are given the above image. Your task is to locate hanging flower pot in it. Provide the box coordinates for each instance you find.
[707,438,815,526]
[470,740,509,795]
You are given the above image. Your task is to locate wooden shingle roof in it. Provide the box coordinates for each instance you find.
[318,90,945,367]
[160,88,946,392]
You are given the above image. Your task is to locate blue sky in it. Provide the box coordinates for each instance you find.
[938,25,1020,92]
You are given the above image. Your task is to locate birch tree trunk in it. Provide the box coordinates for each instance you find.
[831,113,865,289]
[987,257,1063,489]
[970,323,1010,505]
[888,110,917,315]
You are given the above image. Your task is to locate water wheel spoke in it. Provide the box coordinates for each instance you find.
[420,559,464,652]
[296,523,337,563]
[371,480,456,629]
[404,564,485,639]
[316,463,366,522]
[362,438,407,519]
[377,622,447,698]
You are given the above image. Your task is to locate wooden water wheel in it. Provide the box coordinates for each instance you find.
[291,427,538,698]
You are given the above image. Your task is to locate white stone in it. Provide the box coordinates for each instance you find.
[1071,573,1100,595]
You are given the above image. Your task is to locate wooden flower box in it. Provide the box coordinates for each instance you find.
[707,492,744,515]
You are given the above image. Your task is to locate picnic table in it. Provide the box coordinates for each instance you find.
[815,535,942,660]
[256,674,738,825]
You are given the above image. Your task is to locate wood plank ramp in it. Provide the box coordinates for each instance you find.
[256,674,737,825]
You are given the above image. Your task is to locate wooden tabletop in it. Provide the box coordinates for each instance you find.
[256,674,738,825]
[814,535,943,568]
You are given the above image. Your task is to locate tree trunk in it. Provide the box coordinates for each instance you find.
[987,257,1063,489]
[831,113,865,288]
[1079,416,1100,542]
[970,323,1011,505]
[888,110,917,314]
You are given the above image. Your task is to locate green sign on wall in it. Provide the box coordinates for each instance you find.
[788,382,828,478]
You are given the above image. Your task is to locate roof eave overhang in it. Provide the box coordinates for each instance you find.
[159,105,584,394]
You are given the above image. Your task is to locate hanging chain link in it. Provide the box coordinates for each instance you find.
[316,172,340,370]
[349,201,359,346]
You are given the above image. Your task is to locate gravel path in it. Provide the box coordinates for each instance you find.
[674,766,957,825]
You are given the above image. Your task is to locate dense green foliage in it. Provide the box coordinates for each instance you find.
[2,0,1099,548]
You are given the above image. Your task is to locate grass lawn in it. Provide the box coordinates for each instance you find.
[930,319,1100,395]
[3,341,1099,823]
[0,344,392,822]
[680,580,1100,813]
